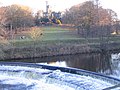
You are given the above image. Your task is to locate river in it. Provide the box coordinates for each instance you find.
[2,51,120,79]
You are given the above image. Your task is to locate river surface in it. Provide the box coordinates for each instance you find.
[2,52,120,79]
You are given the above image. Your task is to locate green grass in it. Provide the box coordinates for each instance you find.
[1,26,120,60]
[6,26,120,47]
[14,26,79,41]
[42,26,69,31]
[41,26,79,40]
[9,25,80,47]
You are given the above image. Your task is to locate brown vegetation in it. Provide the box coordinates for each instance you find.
[62,1,119,37]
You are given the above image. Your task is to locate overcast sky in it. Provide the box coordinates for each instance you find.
[0,0,120,18]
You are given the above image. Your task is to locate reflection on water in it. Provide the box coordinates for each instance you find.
[41,53,112,74]
[48,53,112,74]
[46,61,67,67]
[39,52,120,79]
[2,52,120,79]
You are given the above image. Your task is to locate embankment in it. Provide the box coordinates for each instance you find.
[0,41,120,60]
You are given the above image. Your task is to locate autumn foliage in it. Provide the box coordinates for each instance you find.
[29,27,43,40]
[62,1,118,37]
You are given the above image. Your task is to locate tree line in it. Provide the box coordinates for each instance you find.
[62,1,119,37]
[0,4,35,39]
[0,4,62,39]
[0,1,119,39]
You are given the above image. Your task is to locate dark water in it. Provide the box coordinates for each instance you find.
[38,52,120,79]
[2,52,120,79]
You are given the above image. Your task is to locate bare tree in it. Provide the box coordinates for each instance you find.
[29,27,43,61]
[2,5,34,34]
[0,7,8,40]
[62,1,118,37]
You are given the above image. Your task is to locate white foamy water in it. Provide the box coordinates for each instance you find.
[109,54,120,79]
[0,65,118,90]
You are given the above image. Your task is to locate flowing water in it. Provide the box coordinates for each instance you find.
[9,52,120,79]
[39,52,120,79]
[0,64,119,90]
[1,52,120,90]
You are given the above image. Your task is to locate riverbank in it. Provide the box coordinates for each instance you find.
[0,26,120,60]
[1,39,120,60]
[0,40,95,60]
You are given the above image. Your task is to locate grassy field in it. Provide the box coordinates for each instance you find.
[4,26,119,48]
[0,26,120,60]
[15,26,79,40]
[10,27,120,44]
[9,26,81,46]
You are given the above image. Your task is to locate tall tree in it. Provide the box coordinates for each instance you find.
[0,7,7,39]
[62,1,118,36]
[62,1,116,26]
[3,4,34,32]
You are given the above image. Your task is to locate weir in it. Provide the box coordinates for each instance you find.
[0,62,120,90]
